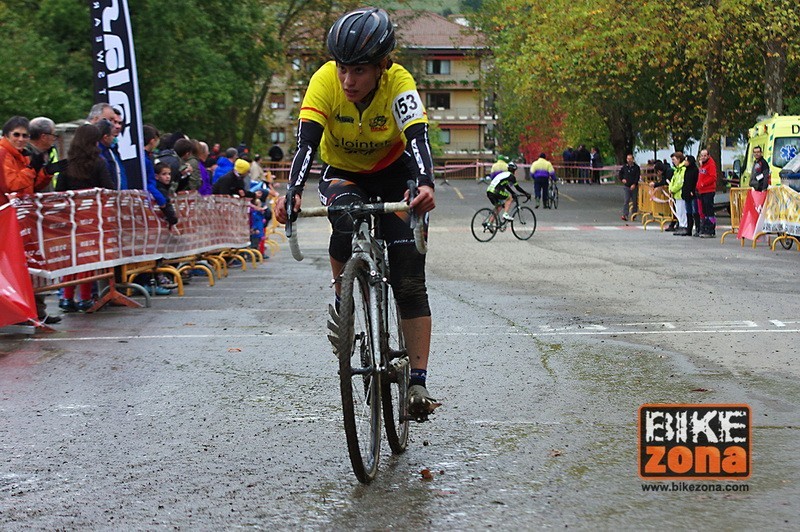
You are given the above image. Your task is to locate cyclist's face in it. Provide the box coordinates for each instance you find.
[337,63,381,103]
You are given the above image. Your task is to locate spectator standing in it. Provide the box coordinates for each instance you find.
[213,147,237,183]
[96,119,126,189]
[0,116,59,324]
[530,152,556,209]
[250,154,265,185]
[55,124,116,312]
[575,144,591,182]
[668,152,688,233]
[589,146,603,184]
[675,154,699,237]
[696,149,718,238]
[619,153,640,221]
[196,141,213,195]
[249,190,268,251]
[268,142,284,162]
[142,125,178,227]
[562,146,575,180]
[171,138,195,192]
[749,146,770,192]
[649,160,677,231]
[212,159,253,197]
[152,162,179,229]
[88,105,127,189]
[27,117,61,191]
[204,143,220,174]
[0,116,52,203]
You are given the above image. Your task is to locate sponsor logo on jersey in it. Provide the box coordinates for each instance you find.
[335,114,355,124]
[369,115,389,132]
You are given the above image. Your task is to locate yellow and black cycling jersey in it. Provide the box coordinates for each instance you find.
[298,61,428,174]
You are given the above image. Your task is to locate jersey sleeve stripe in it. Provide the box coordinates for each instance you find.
[299,106,328,121]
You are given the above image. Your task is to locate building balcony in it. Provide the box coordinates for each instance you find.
[427,107,495,122]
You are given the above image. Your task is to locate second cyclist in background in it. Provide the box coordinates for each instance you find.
[530,152,556,209]
[486,162,531,221]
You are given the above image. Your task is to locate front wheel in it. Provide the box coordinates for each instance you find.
[550,185,559,209]
[471,208,499,242]
[511,206,537,240]
[382,290,409,454]
[337,258,382,483]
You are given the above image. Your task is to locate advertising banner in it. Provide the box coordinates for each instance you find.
[11,190,249,279]
[90,0,145,189]
[0,204,37,326]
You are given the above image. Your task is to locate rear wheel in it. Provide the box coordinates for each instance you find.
[551,184,559,209]
[511,206,537,240]
[382,290,409,454]
[779,234,794,250]
[471,208,499,242]
[337,258,382,483]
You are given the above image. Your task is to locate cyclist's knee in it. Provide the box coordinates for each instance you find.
[329,233,351,263]
[393,275,430,319]
[388,247,430,319]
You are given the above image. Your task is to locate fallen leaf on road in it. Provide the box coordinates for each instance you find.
[550,449,564,457]
[420,469,434,481]
[228,348,242,352]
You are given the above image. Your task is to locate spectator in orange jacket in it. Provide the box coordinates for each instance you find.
[0,116,51,205]
[0,115,61,324]
[696,149,718,238]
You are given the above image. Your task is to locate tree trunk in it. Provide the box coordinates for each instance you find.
[601,104,635,164]
[763,37,786,115]
[700,42,725,190]
[243,72,274,149]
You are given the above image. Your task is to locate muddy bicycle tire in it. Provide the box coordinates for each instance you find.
[337,257,382,483]
[381,292,409,454]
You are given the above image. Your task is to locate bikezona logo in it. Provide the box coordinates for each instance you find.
[638,404,751,480]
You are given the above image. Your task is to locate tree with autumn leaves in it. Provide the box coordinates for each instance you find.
[473,0,799,180]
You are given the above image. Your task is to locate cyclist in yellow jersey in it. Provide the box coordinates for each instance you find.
[276,7,440,417]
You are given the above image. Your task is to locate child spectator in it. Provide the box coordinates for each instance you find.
[153,162,178,229]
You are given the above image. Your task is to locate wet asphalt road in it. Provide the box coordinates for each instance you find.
[1,180,799,530]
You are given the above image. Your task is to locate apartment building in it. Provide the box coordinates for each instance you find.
[268,11,494,164]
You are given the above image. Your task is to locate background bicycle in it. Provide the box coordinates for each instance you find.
[548,177,559,209]
[470,194,537,242]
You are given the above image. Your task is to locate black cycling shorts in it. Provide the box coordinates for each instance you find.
[316,159,431,319]
[487,190,508,206]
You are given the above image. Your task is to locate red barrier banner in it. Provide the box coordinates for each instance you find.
[10,190,249,279]
[0,203,37,325]
[738,189,768,241]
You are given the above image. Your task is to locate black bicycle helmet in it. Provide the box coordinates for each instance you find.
[327,8,396,65]
[507,162,518,172]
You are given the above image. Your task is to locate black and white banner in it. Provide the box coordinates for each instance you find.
[90,0,145,190]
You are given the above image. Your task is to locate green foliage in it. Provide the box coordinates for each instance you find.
[0,1,87,121]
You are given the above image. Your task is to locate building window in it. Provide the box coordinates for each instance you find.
[724,136,738,148]
[426,59,451,75]
[270,93,286,110]
[293,91,301,103]
[292,58,302,71]
[270,129,286,144]
[426,93,450,109]
[440,129,451,145]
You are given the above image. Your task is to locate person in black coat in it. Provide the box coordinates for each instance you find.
[678,155,700,236]
[55,124,115,192]
[211,159,255,198]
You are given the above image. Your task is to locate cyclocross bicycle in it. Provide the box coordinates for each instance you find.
[547,177,559,209]
[285,182,427,484]
[471,194,537,242]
